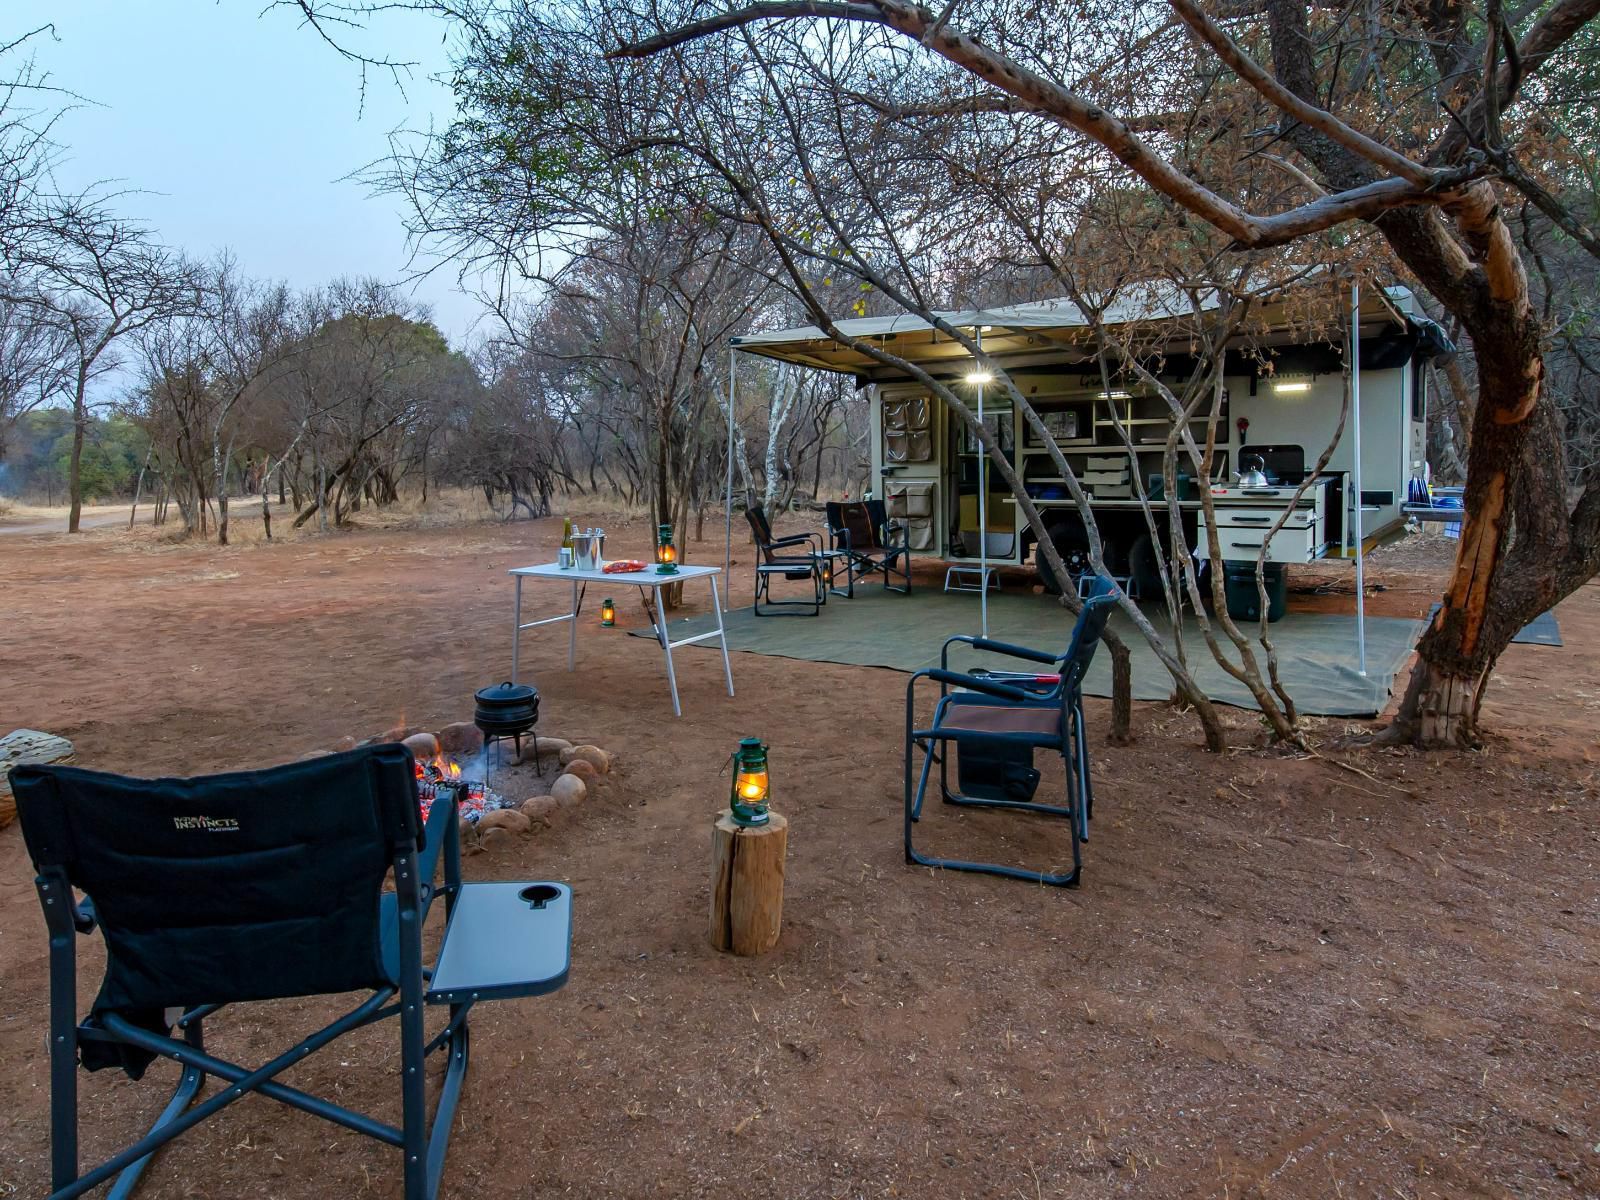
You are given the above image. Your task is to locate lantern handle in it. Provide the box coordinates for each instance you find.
[720,739,771,777]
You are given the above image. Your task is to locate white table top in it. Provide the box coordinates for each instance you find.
[509,561,721,585]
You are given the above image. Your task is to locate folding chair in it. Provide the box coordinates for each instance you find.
[825,500,912,595]
[746,504,825,617]
[904,581,1119,886]
[9,744,572,1200]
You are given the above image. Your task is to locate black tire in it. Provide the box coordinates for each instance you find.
[1035,516,1091,594]
[1128,533,1164,599]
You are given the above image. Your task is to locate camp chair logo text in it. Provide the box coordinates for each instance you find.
[172,815,240,832]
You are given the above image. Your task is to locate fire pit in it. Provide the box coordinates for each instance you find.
[474,681,540,767]
[414,756,499,822]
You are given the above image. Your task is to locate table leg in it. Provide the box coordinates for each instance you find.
[710,575,735,698]
[568,579,578,671]
[661,616,682,718]
[512,576,523,683]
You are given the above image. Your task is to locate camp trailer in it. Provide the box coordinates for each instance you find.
[730,287,1454,596]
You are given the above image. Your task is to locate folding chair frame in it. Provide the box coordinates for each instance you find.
[902,591,1116,888]
[825,502,912,596]
[747,507,826,617]
[36,787,482,1200]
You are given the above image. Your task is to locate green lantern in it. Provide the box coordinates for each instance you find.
[655,523,679,574]
[600,597,616,627]
[729,737,770,826]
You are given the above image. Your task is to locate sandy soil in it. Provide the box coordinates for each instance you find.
[0,515,1596,1198]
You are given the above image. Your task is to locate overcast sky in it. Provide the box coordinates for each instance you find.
[15,2,490,347]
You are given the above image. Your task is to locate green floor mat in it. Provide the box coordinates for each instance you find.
[636,586,1423,717]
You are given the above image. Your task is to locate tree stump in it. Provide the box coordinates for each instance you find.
[709,810,788,956]
[0,729,76,830]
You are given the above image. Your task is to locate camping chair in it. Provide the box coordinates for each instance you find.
[746,504,825,617]
[903,581,1119,887]
[825,500,912,596]
[9,744,572,1200]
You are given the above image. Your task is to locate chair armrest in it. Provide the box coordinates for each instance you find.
[917,667,1033,703]
[768,533,817,551]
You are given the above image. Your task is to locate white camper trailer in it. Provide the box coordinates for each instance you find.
[730,287,1453,596]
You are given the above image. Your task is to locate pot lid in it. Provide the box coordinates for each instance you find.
[476,681,538,703]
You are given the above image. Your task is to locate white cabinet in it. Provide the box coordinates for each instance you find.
[1196,480,1331,563]
[1196,516,1318,563]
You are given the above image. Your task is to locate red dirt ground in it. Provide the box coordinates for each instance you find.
[0,515,1596,1199]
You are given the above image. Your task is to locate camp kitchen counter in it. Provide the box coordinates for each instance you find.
[508,561,734,718]
[1003,476,1335,563]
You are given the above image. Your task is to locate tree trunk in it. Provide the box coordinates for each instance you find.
[1106,638,1133,745]
[67,376,88,534]
[1381,188,1555,747]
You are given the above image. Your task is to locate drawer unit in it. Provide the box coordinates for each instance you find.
[1196,513,1318,563]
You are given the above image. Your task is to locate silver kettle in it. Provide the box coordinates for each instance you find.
[1238,453,1269,487]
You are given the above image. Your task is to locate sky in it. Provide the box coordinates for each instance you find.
[14,1,491,349]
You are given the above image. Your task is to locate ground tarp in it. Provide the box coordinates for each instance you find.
[639,587,1424,717]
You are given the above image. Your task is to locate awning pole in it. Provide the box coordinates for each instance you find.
[977,328,988,639]
[723,348,736,612]
[1351,284,1368,676]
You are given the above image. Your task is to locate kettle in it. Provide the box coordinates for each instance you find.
[1238,453,1269,487]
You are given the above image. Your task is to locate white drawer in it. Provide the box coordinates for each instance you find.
[1210,505,1316,530]
[1196,518,1316,563]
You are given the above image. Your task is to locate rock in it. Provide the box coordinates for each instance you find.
[332,736,358,753]
[380,724,420,744]
[479,808,532,835]
[520,796,558,823]
[562,759,600,786]
[518,736,574,766]
[437,722,484,755]
[478,826,510,851]
[551,774,587,808]
[402,732,440,760]
[560,745,610,773]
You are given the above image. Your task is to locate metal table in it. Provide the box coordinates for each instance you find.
[508,561,734,717]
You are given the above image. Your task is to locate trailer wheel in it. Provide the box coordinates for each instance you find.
[1035,517,1090,594]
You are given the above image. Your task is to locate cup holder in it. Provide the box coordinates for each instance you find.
[518,884,561,910]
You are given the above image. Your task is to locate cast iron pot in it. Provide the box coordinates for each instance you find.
[474,681,540,734]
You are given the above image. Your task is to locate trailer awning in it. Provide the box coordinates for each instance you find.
[732,286,1420,380]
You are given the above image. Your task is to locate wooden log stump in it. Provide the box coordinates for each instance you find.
[0,729,76,830]
[709,810,788,956]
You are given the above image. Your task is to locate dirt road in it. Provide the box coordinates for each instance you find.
[0,505,134,536]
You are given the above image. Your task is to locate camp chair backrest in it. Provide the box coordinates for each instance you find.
[828,502,878,552]
[746,504,774,545]
[10,745,421,1012]
[746,506,779,560]
[1060,592,1118,694]
[863,499,893,547]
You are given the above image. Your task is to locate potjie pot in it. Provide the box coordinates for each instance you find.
[473,681,540,737]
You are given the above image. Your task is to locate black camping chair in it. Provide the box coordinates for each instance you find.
[903,580,1119,887]
[746,504,825,617]
[825,500,912,596]
[10,744,572,1200]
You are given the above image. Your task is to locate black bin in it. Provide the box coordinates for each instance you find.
[1223,561,1287,623]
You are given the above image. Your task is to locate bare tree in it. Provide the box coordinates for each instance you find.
[4,192,199,529]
